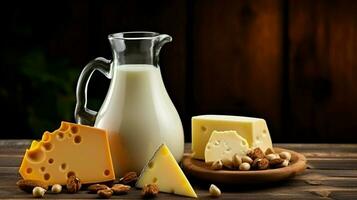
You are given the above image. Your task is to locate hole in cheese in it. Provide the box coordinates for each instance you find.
[57,132,65,140]
[48,158,54,164]
[171,189,175,194]
[43,142,53,151]
[67,171,76,178]
[148,161,154,169]
[71,126,79,134]
[59,123,69,131]
[104,169,110,176]
[44,173,50,181]
[60,163,67,171]
[241,140,246,146]
[26,168,32,174]
[152,177,158,183]
[27,149,45,163]
[40,167,46,172]
[74,136,82,144]
[201,126,207,132]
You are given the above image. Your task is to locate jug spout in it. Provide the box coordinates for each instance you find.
[108,32,172,67]
[156,34,172,52]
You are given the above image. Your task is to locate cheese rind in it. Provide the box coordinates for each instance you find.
[192,115,273,160]
[205,130,249,163]
[19,122,115,185]
[136,144,197,198]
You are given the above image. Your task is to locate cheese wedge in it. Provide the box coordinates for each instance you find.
[136,144,197,198]
[205,130,249,163]
[192,115,273,160]
[19,122,115,185]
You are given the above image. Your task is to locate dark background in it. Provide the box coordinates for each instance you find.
[0,0,356,143]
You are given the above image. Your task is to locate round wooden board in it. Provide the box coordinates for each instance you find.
[182,147,307,185]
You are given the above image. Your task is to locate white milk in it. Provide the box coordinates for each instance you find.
[94,64,184,177]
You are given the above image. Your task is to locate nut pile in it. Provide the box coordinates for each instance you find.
[210,148,292,171]
[16,171,147,198]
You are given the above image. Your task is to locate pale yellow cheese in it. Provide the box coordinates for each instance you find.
[136,144,197,198]
[192,115,273,160]
[205,130,249,163]
[19,122,115,185]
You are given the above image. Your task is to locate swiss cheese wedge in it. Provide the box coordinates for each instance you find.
[19,122,115,185]
[136,144,197,198]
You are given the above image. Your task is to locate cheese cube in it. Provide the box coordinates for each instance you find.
[136,144,197,198]
[192,115,273,160]
[19,122,115,185]
[205,130,249,163]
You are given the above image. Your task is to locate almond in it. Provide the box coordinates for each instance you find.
[97,188,113,199]
[111,184,131,195]
[119,172,138,186]
[247,148,265,160]
[252,158,269,170]
[88,184,110,193]
[269,158,284,167]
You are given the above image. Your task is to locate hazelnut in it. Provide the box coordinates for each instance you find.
[239,162,251,171]
[32,186,46,198]
[51,184,62,193]
[279,152,291,161]
[209,184,221,197]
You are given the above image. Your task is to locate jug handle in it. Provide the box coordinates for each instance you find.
[74,57,111,125]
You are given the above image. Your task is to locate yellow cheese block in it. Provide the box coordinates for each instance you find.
[192,115,273,160]
[19,122,115,185]
[205,130,250,163]
[136,144,197,198]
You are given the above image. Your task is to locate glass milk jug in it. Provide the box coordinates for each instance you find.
[74,32,184,177]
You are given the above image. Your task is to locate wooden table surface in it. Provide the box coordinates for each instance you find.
[1,140,357,199]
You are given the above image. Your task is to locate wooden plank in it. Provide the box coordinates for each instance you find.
[307,159,357,170]
[3,174,355,200]
[275,144,357,158]
[288,0,357,143]
[191,0,283,140]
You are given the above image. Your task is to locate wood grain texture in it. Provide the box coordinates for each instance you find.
[288,0,357,142]
[0,140,356,199]
[191,0,283,140]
